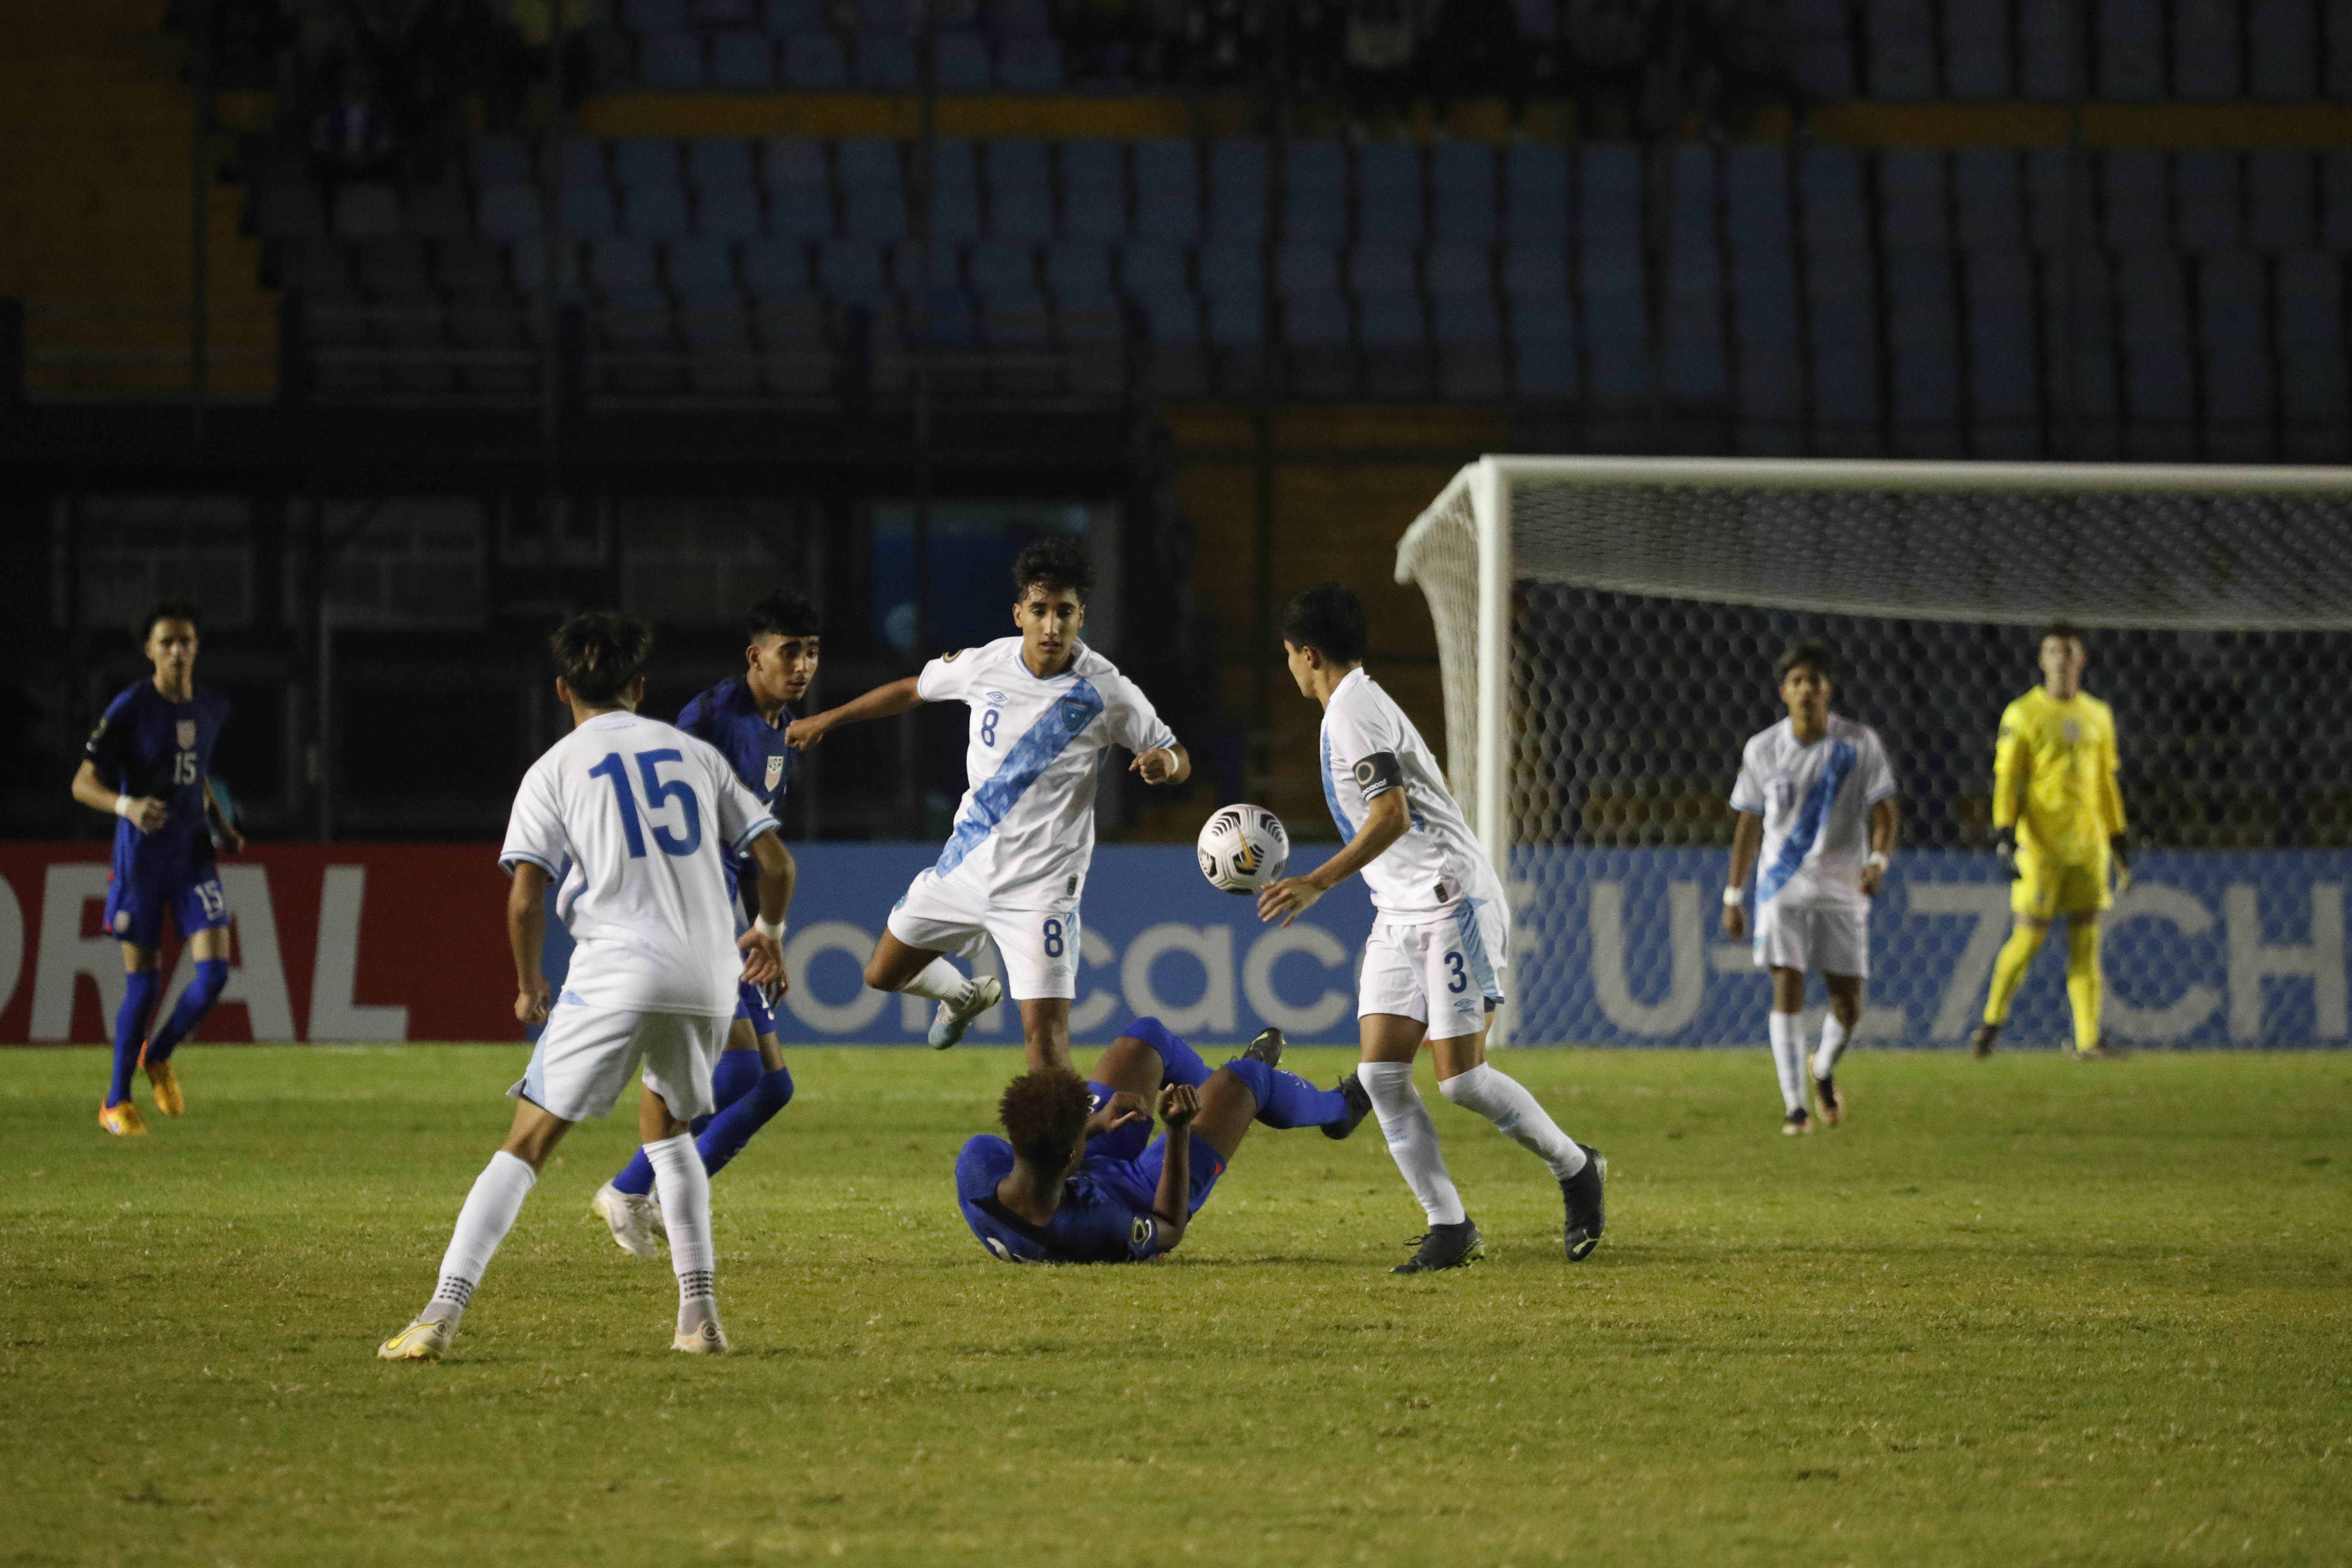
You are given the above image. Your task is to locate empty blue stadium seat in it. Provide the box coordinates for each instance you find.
[935,33,993,90]
[666,236,738,297]
[2176,150,2243,253]
[548,137,609,189]
[1283,293,1354,396]
[2199,249,2275,458]
[2016,0,2070,99]
[855,33,919,89]
[1133,290,1207,395]
[818,239,889,299]
[469,135,535,188]
[1206,139,1269,241]
[623,184,691,239]
[2099,0,2164,101]
[625,0,688,31]
[762,135,828,189]
[1433,294,1505,400]
[688,138,755,189]
[710,31,777,88]
[1578,144,1643,248]
[1044,240,1115,302]
[477,183,544,242]
[2251,0,2318,100]
[782,34,849,88]
[1281,140,1348,243]
[2322,150,2352,248]
[2103,149,2170,251]
[1944,0,2011,99]
[1501,242,1569,300]
[694,0,758,22]
[2116,249,2194,457]
[1355,141,1423,245]
[1785,0,1856,100]
[2249,151,2315,250]
[1885,247,1962,455]
[968,240,1036,292]
[1430,143,1497,243]
[1118,240,1187,295]
[760,0,822,34]
[2278,249,2349,455]
[1502,143,1568,243]
[997,38,1064,90]
[1133,141,1200,242]
[1662,242,1728,406]
[1358,288,1430,398]
[641,31,707,87]
[742,236,813,296]
[1867,0,1936,101]
[1954,148,2023,250]
[696,182,764,241]
[989,182,1053,242]
[1274,241,1338,297]
[2174,0,2242,101]
[1880,148,1948,250]
[1060,141,1128,242]
[1424,241,1493,297]
[590,235,662,298]
[1508,292,1577,401]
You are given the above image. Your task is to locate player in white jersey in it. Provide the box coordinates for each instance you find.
[1722,638,1900,1136]
[379,614,793,1364]
[1255,582,1604,1274]
[786,539,1188,1069]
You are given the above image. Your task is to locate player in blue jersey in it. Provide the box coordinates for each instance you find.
[69,600,245,1136]
[590,588,819,1256]
[956,1017,1372,1264]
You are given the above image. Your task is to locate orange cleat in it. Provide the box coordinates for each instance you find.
[141,1048,185,1117]
[99,1099,149,1137]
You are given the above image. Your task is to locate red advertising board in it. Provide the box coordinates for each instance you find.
[0,844,518,1044]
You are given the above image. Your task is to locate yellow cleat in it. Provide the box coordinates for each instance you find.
[142,1052,185,1117]
[99,1100,148,1137]
[672,1319,731,1355]
[377,1318,455,1363]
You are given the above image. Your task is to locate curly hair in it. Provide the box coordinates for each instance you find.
[1011,536,1093,603]
[997,1068,1093,1170]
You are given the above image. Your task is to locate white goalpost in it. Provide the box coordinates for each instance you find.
[1396,456,2352,1047]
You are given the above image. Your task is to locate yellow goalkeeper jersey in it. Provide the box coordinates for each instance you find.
[1993,686,2126,865]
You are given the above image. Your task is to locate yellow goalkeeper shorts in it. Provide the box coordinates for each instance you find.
[2012,852,2112,920]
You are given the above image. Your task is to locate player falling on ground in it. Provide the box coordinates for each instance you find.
[956,1017,1372,1263]
[1971,623,2130,1062]
[1256,582,1604,1274]
[591,589,819,1258]
[1721,639,1900,1135]
[69,600,247,1137]
[380,613,790,1363]
[785,538,1189,1070]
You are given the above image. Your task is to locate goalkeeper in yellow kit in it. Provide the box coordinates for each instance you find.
[1971,623,2130,1060]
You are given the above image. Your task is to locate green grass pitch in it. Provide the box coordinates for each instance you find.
[4,1044,2349,1567]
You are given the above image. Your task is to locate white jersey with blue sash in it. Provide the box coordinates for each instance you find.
[917,637,1178,910]
[1730,715,1898,915]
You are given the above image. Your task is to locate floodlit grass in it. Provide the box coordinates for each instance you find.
[3,1044,2348,1567]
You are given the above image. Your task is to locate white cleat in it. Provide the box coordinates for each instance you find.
[591,1182,664,1259]
[673,1317,731,1355]
[928,976,1004,1050]
[378,1317,455,1363]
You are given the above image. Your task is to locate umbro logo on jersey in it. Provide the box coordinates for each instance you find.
[1059,698,1089,731]
[764,756,784,790]
[176,721,197,748]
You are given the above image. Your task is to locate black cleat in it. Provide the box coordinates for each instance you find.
[1239,1026,1284,1068]
[1815,1073,1844,1127]
[1392,1218,1485,1274]
[1782,1107,1812,1136]
[1321,1073,1374,1140]
[1969,1022,2000,1058]
[1561,1144,1605,1262]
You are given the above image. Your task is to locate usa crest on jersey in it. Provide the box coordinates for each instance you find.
[764,755,784,790]
[176,720,197,748]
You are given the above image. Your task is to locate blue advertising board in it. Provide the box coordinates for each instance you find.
[542,844,2349,1048]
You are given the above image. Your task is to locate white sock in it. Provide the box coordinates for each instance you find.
[898,957,972,1006]
[424,1149,536,1325]
[1360,1061,1467,1227]
[1813,1014,1852,1081]
[645,1133,717,1332]
[1768,1011,1808,1116]
[1437,1063,1588,1179]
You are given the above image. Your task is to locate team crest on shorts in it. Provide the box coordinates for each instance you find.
[765,755,784,790]
[176,720,197,748]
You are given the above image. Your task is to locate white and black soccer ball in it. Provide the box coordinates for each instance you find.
[1196,804,1289,895]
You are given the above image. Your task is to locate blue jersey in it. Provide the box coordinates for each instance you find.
[85,680,229,882]
[955,1136,1164,1265]
[677,677,796,897]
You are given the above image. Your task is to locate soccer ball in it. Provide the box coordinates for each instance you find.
[1196,804,1289,895]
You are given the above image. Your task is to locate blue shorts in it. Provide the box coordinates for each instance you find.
[1086,1132,1226,1219]
[105,861,229,949]
[732,980,775,1038]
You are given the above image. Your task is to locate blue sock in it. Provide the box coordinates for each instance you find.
[1222,1057,1351,1130]
[610,1053,779,1195]
[145,959,229,1063]
[1121,1016,1211,1089]
[110,971,162,1108]
[695,1064,794,1178]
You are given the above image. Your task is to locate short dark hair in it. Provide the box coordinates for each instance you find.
[998,1069,1093,1170]
[2040,621,2086,648]
[1011,536,1093,602]
[138,599,203,643]
[1280,581,1368,665]
[549,612,654,704]
[746,588,822,642]
[1776,637,1840,685]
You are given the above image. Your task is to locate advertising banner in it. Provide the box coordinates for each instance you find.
[1516,848,2349,1047]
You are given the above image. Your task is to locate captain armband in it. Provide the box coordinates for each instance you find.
[1351,751,1404,802]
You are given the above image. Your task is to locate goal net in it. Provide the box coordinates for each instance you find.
[1396,456,2352,1049]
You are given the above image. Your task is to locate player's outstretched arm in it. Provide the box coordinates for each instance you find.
[735,830,793,990]
[782,676,922,749]
[1723,810,1763,939]
[506,863,554,1026]
[70,760,168,833]
[1146,1082,1199,1253]
[1256,788,1408,927]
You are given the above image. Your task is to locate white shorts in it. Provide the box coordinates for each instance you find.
[885,867,1080,1001]
[509,995,727,1124]
[1752,899,1870,979]
[1358,899,1510,1043]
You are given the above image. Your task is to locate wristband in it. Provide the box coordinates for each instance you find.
[1722,885,1744,907]
[754,916,787,944]
[1866,851,1890,871]
[113,794,133,819]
